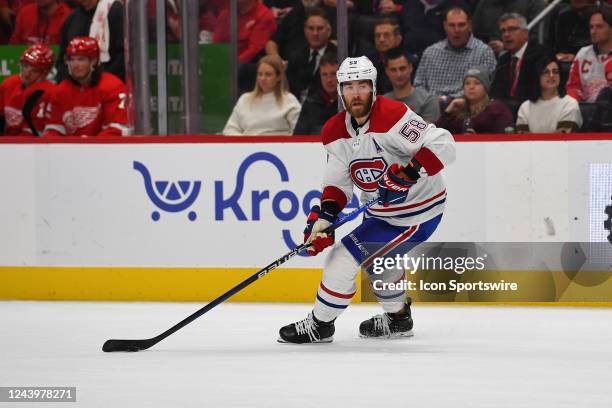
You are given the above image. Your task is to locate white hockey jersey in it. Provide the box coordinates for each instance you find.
[320,96,456,227]
[566,45,612,103]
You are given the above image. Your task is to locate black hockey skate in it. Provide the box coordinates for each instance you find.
[359,302,413,339]
[278,312,335,344]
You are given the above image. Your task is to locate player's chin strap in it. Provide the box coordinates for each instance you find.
[102,197,379,352]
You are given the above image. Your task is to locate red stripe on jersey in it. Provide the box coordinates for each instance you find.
[414,147,445,176]
[368,190,446,213]
[362,225,419,269]
[319,282,355,299]
[566,58,583,101]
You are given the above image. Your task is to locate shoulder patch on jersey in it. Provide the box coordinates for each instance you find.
[368,96,408,133]
[321,111,350,145]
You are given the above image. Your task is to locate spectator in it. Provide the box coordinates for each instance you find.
[436,65,514,133]
[516,57,582,133]
[264,0,300,20]
[1,1,37,43]
[322,0,378,15]
[368,18,403,95]
[214,0,276,94]
[43,36,128,137]
[472,0,545,53]
[198,0,227,44]
[147,0,181,43]
[57,0,124,81]
[490,13,555,109]
[0,44,55,136]
[554,0,599,62]
[9,0,71,44]
[265,0,335,61]
[293,52,338,135]
[383,47,440,122]
[584,58,612,131]
[223,55,301,136]
[286,7,336,100]
[398,0,471,56]
[376,0,403,17]
[214,0,276,64]
[414,7,496,99]
[566,9,612,102]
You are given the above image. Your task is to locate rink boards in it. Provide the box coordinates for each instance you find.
[0,134,611,302]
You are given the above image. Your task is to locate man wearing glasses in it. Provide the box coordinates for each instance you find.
[490,12,554,110]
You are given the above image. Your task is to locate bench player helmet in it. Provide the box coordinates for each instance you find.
[66,36,100,61]
[20,44,54,71]
[336,56,377,110]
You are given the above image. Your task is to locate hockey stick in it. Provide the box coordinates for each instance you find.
[102,197,377,352]
[22,89,44,137]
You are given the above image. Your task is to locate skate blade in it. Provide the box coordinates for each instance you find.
[277,337,333,344]
[358,330,414,340]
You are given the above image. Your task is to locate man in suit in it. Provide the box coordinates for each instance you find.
[265,0,337,60]
[490,12,554,110]
[286,7,336,101]
[293,52,338,135]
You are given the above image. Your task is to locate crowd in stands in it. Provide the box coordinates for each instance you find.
[1,0,611,137]
[218,0,611,136]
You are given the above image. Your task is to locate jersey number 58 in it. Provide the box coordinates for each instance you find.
[399,119,427,143]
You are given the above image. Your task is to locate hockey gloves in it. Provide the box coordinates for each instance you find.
[304,205,338,256]
[377,163,418,207]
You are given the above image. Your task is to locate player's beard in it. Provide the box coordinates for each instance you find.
[346,93,373,119]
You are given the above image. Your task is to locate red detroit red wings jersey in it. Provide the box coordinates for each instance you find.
[44,72,128,137]
[320,96,456,227]
[566,45,612,103]
[0,74,54,136]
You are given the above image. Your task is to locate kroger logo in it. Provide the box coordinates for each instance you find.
[133,161,202,222]
[134,152,358,252]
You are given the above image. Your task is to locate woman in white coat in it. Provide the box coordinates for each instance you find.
[516,57,582,133]
[223,55,301,136]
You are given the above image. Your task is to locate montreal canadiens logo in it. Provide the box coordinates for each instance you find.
[349,157,388,192]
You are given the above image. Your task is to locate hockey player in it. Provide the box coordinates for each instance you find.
[279,56,456,344]
[0,44,55,136]
[43,36,128,137]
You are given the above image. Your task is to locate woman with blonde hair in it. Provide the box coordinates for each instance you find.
[223,55,301,136]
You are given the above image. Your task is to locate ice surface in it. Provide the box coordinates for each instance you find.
[1,301,611,408]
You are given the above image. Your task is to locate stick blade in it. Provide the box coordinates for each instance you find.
[102,339,154,352]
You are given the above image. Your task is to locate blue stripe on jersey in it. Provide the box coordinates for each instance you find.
[366,198,446,218]
[316,294,349,309]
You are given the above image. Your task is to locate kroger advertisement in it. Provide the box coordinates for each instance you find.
[0,139,610,268]
[0,143,359,267]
